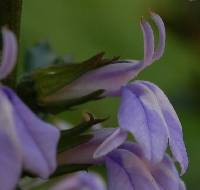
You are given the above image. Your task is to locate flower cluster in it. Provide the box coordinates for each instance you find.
[0,12,188,190]
[57,12,188,190]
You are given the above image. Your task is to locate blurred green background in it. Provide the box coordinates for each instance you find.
[20,0,200,189]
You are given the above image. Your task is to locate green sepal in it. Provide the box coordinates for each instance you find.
[58,134,93,153]
[60,113,106,137]
[57,113,107,153]
[50,164,92,178]
[39,89,105,114]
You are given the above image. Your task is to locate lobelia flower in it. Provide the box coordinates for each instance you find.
[44,12,165,101]
[50,172,106,190]
[117,80,188,174]
[57,11,188,177]
[0,28,60,190]
[58,129,186,190]
[106,143,186,190]
[81,13,187,175]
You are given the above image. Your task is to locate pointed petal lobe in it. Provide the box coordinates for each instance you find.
[118,84,168,163]
[141,81,188,174]
[140,18,154,66]
[0,91,22,190]
[2,87,60,178]
[0,28,17,80]
[150,12,166,61]
[94,128,127,158]
[108,149,160,190]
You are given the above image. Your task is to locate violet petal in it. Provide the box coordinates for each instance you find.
[118,84,168,163]
[0,28,17,80]
[141,81,188,174]
[94,128,127,158]
[150,12,166,61]
[0,91,22,190]
[2,87,60,178]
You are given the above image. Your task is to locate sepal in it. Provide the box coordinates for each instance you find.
[57,113,107,153]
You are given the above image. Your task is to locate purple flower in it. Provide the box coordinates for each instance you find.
[58,128,127,165]
[45,12,165,101]
[0,29,60,190]
[77,12,188,175]
[50,172,106,190]
[58,129,186,190]
[93,82,188,176]
[118,81,188,174]
[106,142,186,190]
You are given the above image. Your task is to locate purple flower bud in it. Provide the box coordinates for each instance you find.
[45,12,165,102]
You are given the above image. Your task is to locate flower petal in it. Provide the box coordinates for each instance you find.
[106,157,134,190]
[141,81,188,174]
[0,28,17,80]
[80,172,106,190]
[58,128,115,165]
[140,18,154,66]
[108,149,160,190]
[0,90,22,190]
[50,172,105,190]
[94,128,127,158]
[48,60,142,101]
[179,180,186,190]
[151,157,180,190]
[2,87,60,178]
[118,84,168,163]
[150,12,166,61]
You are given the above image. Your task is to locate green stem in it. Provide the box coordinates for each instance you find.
[0,0,23,88]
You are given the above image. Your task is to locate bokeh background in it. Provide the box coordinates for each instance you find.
[20,0,200,189]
